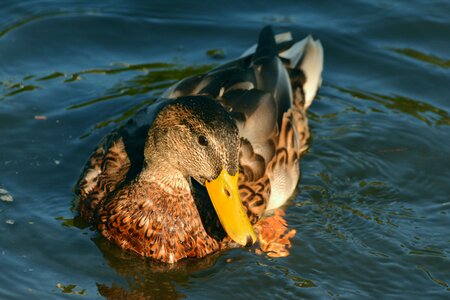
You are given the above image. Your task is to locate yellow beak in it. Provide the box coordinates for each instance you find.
[205,168,256,246]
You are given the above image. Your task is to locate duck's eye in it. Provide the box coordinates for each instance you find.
[198,135,208,146]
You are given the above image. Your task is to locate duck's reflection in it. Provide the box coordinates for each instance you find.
[93,236,222,299]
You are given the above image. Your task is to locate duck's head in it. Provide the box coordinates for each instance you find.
[144,96,256,247]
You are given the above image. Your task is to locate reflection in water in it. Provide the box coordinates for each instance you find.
[69,63,214,135]
[333,85,450,126]
[0,12,71,38]
[55,283,86,296]
[268,264,316,288]
[418,266,450,290]
[0,62,215,138]
[1,62,214,102]
[303,172,409,228]
[390,48,450,69]
[0,83,39,98]
[93,236,221,300]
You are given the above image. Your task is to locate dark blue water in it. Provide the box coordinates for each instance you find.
[1,1,449,299]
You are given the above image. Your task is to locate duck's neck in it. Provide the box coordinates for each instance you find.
[138,158,191,193]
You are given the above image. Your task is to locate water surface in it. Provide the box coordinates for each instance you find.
[0,1,449,299]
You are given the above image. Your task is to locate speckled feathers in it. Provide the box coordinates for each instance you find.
[75,26,323,263]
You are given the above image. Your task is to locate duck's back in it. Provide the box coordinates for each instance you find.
[165,26,323,217]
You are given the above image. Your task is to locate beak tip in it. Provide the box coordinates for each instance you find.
[245,234,255,247]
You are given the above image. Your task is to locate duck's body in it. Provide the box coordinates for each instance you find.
[75,26,323,263]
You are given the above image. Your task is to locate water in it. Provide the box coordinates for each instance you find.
[1,1,449,299]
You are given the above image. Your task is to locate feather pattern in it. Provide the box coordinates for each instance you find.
[75,26,323,263]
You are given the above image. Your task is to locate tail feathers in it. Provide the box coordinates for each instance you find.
[278,35,310,68]
[241,29,324,110]
[300,37,323,109]
[280,36,323,109]
[252,26,278,64]
[240,31,293,58]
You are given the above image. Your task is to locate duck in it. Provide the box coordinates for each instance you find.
[74,26,323,263]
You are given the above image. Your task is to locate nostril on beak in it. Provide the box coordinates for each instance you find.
[245,235,254,247]
[224,187,231,198]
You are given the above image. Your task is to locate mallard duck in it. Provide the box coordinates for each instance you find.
[75,26,323,263]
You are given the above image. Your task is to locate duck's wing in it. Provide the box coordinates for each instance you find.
[74,99,170,220]
[75,130,129,221]
[166,26,324,219]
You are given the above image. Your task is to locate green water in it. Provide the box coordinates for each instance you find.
[0,1,449,299]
